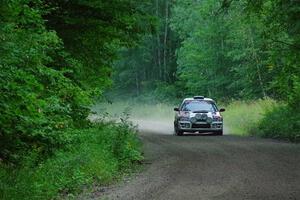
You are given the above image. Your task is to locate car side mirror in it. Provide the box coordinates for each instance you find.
[219,108,225,112]
[174,107,179,112]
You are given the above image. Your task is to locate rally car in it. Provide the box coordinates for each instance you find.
[174,96,225,136]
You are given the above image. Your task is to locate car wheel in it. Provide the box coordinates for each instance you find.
[174,125,184,136]
[215,130,223,136]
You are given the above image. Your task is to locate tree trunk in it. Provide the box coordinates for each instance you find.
[250,29,267,98]
[156,0,162,80]
[135,71,140,96]
[163,0,169,82]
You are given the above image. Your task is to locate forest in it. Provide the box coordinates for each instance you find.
[0,0,299,199]
[114,0,300,101]
[112,0,300,141]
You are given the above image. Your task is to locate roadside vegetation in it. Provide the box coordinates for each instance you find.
[223,99,276,136]
[0,122,142,200]
[0,1,150,199]
[224,98,299,142]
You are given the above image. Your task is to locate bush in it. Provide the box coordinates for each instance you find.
[0,2,91,163]
[0,122,143,200]
[288,78,300,110]
[257,105,300,142]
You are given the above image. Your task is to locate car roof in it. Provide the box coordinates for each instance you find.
[182,97,215,103]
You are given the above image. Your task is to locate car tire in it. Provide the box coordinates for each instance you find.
[215,130,223,136]
[174,125,184,136]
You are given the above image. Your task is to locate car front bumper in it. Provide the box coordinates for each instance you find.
[178,121,223,132]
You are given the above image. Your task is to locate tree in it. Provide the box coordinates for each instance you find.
[111,0,179,98]
[0,0,153,163]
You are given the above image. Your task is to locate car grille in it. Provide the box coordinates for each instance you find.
[192,123,211,128]
[196,119,207,122]
[195,113,208,121]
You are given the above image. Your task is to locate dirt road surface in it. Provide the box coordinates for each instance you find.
[94,120,300,200]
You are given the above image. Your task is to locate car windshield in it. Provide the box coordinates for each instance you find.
[181,100,217,112]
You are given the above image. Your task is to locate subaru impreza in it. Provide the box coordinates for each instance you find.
[174,96,225,136]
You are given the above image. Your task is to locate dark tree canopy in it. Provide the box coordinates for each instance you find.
[0,0,153,162]
[112,0,300,103]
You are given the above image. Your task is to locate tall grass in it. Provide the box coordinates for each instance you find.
[0,122,142,200]
[222,99,277,136]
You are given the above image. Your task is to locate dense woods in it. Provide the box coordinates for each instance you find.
[113,0,300,103]
[112,0,300,141]
[0,0,299,199]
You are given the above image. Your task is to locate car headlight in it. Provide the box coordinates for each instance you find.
[213,116,223,121]
[195,113,202,120]
[190,117,197,123]
[207,117,213,124]
[179,117,190,121]
[195,113,208,121]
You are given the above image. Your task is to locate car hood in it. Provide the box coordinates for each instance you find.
[189,111,221,118]
[178,111,222,118]
[190,112,211,118]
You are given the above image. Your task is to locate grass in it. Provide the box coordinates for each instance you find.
[222,99,276,136]
[0,122,143,200]
[223,99,300,142]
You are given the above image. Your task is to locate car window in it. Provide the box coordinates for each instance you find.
[181,100,217,112]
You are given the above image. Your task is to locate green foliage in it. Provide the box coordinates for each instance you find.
[221,0,300,141]
[160,0,300,101]
[223,99,299,142]
[257,105,300,142]
[0,0,152,163]
[151,82,179,103]
[0,123,143,200]
[126,81,179,104]
[288,77,300,110]
[45,0,154,92]
[223,99,276,135]
[0,0,152,199]
[0,0,90,163]
[111,0,180,97]
[244,0,300,99]
[111,0,300,105]
[106,0,299,143]
[170,0,267,99]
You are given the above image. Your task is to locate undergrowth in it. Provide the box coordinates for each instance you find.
[0,121,143,200]
[257,105,300,142]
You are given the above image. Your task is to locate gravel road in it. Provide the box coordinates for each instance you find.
[95,120,300,200]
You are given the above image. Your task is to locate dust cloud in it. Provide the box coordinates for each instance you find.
[91,101,175,134]
[91,101,229,135]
